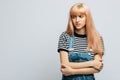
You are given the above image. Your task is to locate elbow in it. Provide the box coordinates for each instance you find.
[95,68,103,73]
[61,63,68,68]
[95,70,100,73]
[96,65,104,73]
[61,62,70,68]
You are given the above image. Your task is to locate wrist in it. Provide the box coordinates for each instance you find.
[71,69,76,75]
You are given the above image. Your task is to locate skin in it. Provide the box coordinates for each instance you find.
[71,14,86,34]
[60,14,103,76]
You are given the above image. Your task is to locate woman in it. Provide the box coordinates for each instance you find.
[57,3,104,80]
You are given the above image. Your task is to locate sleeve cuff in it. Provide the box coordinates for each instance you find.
[57,49,69,53]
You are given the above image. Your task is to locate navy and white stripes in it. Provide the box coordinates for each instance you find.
[58,32,88,53]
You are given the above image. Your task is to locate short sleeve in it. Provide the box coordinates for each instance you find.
[57,32,69,53]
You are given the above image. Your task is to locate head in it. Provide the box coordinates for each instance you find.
[66,3,93,35]
[65,3,104,54]
[70,5,86,32]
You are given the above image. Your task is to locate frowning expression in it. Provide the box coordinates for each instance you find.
[71,14,86,30]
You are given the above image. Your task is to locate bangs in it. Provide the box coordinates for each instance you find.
[70,6,86,16]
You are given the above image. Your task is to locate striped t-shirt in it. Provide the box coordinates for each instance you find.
[57,32,104,53]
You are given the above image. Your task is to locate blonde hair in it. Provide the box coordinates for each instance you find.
[65,3,103,54]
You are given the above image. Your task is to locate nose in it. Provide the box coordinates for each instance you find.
[76,16,80,22]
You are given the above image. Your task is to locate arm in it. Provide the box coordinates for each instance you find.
[61,53,103,76]
[59,51,103,69]
[61,66,99,76]
[71,53,103,74]
[59,51,94,69]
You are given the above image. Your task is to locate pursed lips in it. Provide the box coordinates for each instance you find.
[76,23,81,25]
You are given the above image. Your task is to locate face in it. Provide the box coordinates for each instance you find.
[71,14,86,30]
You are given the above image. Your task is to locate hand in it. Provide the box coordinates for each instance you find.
[91,59,103,71]
[61,64,74,76]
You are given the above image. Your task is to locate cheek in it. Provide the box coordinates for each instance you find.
[82,19,86,24]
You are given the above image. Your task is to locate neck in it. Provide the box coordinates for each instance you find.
[75,27,86,35]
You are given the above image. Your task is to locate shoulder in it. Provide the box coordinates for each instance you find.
[59,32,70,39]
[60,32,69,37]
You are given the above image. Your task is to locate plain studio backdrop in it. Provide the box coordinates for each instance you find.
[0,0,119,80]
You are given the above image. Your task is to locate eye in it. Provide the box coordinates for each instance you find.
[79,15,84,18]
[71,15,76,19]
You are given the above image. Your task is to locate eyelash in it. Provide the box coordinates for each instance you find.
[71,15,84,18]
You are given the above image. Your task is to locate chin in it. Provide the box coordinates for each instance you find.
[75,24,85,28]
[75,27,82,30]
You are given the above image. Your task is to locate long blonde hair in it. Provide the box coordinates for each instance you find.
[65,3,103,54]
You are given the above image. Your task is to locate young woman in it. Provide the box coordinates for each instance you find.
[57,3,104,80]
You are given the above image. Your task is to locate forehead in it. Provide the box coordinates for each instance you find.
[70,6,86,16]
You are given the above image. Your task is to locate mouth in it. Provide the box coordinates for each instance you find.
[76,23,81,26]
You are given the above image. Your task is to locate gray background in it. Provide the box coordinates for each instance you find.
[0,0,119,80]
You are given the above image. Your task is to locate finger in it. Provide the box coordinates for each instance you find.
[94,67,101,71]
[102,62,104,65]
[61,64,66,68]
[100,62,103,67]
[61,68,64,72]
[99,59,103,62]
